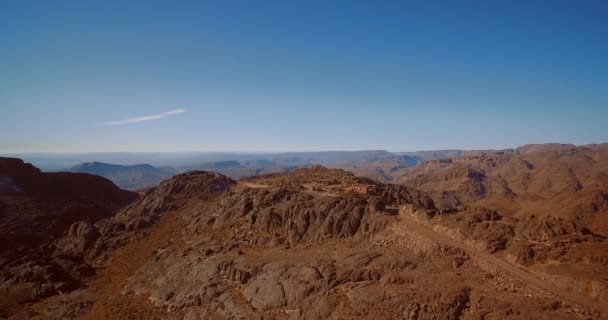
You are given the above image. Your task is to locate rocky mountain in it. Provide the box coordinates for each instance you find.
[395,144,608,231]
[381,144,608,310]
[3,157,607,319]
[68,162,177,190]
[0,157,137,317]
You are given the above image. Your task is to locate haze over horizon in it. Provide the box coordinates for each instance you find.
[2,142,607,155]
[2,1,607,153]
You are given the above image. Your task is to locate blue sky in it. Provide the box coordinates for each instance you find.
[1,0,606,152]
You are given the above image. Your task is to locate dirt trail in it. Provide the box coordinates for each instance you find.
[395,215,608,315]
[237,181,270,189]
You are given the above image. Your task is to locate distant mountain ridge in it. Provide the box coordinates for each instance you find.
[33,144,608,190]
[68,162,176,190]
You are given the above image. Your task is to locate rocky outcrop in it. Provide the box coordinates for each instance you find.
[1,169,237,317]
[0,157,137,204]
[0,158,138,316]
[121,243,478,320]
[243,164,391,187]
[104,171,235,232]
[54,222,101,256]
[192,187,387,245]
[404,287,471,320]
[432,205,607,260]
[507,216,604,266]
[0,158,136,256]
[518,216,597,243]
[54,171,236,265]
[0,157,42,191]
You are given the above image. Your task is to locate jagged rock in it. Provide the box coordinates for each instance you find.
[243,279,286,310]
[55,221,100,256]
[405,287,471,320]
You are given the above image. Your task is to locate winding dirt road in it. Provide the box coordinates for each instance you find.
[396,215,608,315]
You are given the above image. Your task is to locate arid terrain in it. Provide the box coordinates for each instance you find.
[1,144,607,319]
[3,0,606,317]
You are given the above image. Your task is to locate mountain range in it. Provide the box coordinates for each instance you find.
[67,162,177,190]
[53,149,506,190]
[1,143,607,319]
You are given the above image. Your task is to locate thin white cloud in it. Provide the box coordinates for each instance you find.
[101,108,187,126]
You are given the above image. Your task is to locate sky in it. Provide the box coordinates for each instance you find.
[1,0,607,153]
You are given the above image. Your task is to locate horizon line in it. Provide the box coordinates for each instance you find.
[1,142,605,155]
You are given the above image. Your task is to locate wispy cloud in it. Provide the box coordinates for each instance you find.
[101,108,187,126]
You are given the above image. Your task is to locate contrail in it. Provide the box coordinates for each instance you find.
[101,108,187,126]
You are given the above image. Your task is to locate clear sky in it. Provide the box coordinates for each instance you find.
[1,0,607,152]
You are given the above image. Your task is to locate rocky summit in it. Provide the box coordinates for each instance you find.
[1,159,607,319]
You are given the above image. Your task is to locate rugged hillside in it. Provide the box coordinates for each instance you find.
[0,158,137,317]
[68,162,176,190]
[331,150,516,184]
[7,164,606,319]
[386,144,608,308]
[395,144,608,232]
